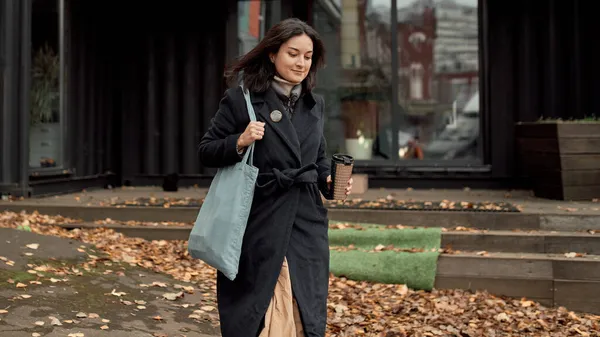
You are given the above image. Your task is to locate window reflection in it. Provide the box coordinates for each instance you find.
[314,0,393,160]
[30,0,62,168]
[313,0,480,161]
[238,0,281,56]
[398,0,479,160]
[238,1,265,55]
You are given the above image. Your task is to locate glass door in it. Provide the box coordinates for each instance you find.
[29,0,65,169]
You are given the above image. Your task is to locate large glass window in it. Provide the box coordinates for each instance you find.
[313,0,393,161]
[313,0,480,162]
[30,0,64,169]
[397,0,479,161]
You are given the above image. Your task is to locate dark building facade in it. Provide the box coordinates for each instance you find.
[0,0,597,197]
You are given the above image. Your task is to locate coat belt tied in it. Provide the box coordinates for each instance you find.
[256,164,318,193]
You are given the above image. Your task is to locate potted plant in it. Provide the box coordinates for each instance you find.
[516,116,600,200]
[29,43,60,168]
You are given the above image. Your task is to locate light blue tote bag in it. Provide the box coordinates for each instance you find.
[187,86,259,281]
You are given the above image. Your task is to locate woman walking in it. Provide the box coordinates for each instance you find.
[198,18,352,337]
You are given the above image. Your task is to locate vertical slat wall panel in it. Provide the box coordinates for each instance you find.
[65,1,228,184]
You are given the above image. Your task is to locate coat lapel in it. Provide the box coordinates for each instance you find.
[252,88,302,165]
[292,93,319,146]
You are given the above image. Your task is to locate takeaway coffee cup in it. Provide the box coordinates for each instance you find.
[330,153,354,200]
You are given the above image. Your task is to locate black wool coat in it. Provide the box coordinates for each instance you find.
[197,86,333,337]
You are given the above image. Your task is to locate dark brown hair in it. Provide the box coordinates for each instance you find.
[225,18,325,93]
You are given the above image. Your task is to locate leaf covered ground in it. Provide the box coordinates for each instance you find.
[105,196,522,213]
[0,211,598,337]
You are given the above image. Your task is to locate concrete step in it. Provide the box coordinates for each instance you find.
[442,229,600,255]
[57,223,600,255]
[2,203,600,232]
[330,209,600,232]
[435,251,600,314]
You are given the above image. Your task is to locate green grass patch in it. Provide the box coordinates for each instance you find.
[330,250,439,290]
[0,270,37,286]
[329,226,441,250]
[328,223,442,290]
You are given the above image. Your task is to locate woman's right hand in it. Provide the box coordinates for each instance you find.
[237,121,266,148]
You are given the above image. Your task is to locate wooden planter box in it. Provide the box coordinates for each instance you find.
[516,122,600,200]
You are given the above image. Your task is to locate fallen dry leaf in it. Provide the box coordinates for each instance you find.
[174,284,195,293]
[100,325,109,330]
[153,281,168,287]
[521,299,534,307]
[25,243,39,250]
[2,211,600,336]
[109,289,127,297]
[49,316,62,326]
[162,291,184,301]
[200,305,216,312]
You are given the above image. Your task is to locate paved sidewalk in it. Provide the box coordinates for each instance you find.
[0,228,219,337]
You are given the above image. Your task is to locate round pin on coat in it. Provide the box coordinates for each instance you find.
[270,110,283,123]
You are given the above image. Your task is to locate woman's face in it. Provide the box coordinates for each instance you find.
[270,33,313,84]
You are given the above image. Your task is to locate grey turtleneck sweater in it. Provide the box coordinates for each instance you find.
[271,75,302,120]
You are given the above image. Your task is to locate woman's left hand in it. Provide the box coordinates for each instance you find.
[326,175,353,196]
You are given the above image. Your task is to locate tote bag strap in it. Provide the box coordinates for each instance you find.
[241,86,257,166]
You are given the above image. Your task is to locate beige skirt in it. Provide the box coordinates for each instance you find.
[259,257,304,337]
